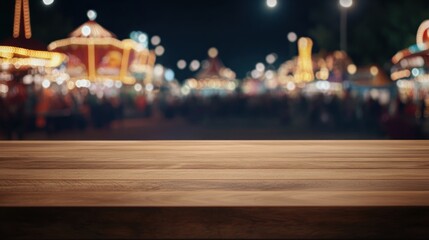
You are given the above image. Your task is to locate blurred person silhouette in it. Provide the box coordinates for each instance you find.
[2,81,28,139]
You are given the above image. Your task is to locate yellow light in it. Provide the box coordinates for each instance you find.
[48,38,155,85]
[0,46,66,68]
[318,67,329,80]
[370,66,379,76]
[294,37,315,82]
[208,47,219,58]
[120,43,132,80]
[88,39,96,81]
[347,64,357,75]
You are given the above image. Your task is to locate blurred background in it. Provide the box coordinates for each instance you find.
[1,0,429,140]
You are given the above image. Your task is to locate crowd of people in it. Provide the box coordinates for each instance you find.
[0,81,427,140]
[160,92,427,139]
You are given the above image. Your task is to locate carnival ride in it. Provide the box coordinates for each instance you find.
[0,0,67,95]
[392,20,429,102]
[48,12,156,93]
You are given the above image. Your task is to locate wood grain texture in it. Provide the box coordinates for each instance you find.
[0,141,428,239]
[1,141,429,207]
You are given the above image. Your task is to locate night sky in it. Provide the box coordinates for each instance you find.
[1,0,429,80]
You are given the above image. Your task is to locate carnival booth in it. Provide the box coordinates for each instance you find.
[182,49,237,97]
[391,20,429,102]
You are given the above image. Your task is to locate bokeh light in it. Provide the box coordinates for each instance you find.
[177,60,187,70]
[266,0,277,8]
[208,47,219,58]
[339,0,353,8]
[87,10,97,20]
[288,32,298,43]
[151,35,161,46]
[42,0,54,6]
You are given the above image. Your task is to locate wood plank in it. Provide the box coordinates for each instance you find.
[1,160,429,169]
[1,169,429,180]
[2,180,429,192]
[2,141,429,162]
[2,191,429,207]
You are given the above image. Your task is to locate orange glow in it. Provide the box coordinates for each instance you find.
[120,41,132,80]
[13,0,32,39]
[13,0,22,38]
[88,40,96,81]
[417,20,429,45]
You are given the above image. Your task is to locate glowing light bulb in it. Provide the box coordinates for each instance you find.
[190,60,201,72]
[177,60,187,70]
[256,63,265,72]
[42,79,51,89]
[347,64,357,75]
[288,32,298,43]
[266,53,277,64]
[208,47,219,58]
[145,83,154,92]
[81,25,91,37]
[266,0,277,8]
[151,36,161,46]
[155,46,165,56]
[87,10,97,20]
[43,0,54,6]
[339,0,353,8]
[370,66,379,76]
[134,83,142,92]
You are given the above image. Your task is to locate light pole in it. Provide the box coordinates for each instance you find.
[339,0,353,52]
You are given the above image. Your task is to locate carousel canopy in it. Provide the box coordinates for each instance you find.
[196,56,236,81]
[48,16,156,85]
[69,21,116,38]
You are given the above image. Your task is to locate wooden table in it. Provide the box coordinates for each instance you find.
[1,141,428,239]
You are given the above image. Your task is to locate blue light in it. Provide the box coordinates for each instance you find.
[164,69,175,82]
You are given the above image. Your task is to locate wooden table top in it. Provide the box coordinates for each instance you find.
[1,141,429,207]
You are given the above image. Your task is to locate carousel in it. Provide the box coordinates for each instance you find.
[182,48,238,97]
[391,20,429,103]
[48,11,156,97]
